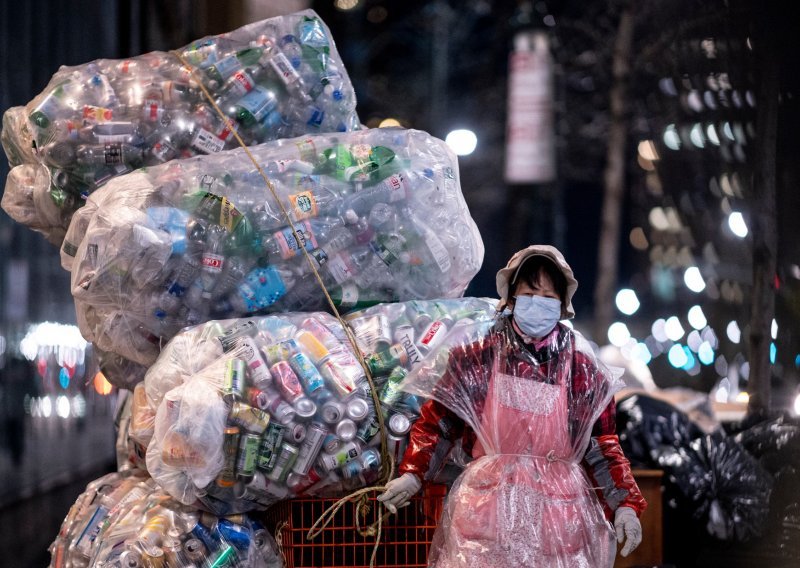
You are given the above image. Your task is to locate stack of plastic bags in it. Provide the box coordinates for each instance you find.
[66,127,484,370]
[127,299,496,514]
[49,471,282,568]
[1,9,359,245]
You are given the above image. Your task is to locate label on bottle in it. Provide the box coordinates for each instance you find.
[202,253,224,272]
[191,192,243,232]
[289,191,318,220]
[229,69,256,97]
[152,140,177,162]
[273,221,318,259]
[239,85,276,121]
[192,128,225,154]
[326,252,356,284]
[423,228,452,272]
[82,105,113,124]
[212,54,242,81]
[336,283,359,308]
[296,138,317,163]
[383,173,409,202]
[269,52,300,85]
[306,107,325,128]
[102,143,123,165]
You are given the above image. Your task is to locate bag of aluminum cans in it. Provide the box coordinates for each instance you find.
[138,299,495,514]
[68,127,484,368]
[2,9,360,245]
[48,471,282,568]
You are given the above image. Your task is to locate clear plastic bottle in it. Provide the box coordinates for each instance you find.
[75,143,144,168]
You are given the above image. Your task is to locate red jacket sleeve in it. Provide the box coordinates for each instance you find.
[398,398,464,481]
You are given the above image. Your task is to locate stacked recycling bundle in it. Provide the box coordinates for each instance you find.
[67,127,484,370]
[130,299,495,514]
[1,9,359,245]
[49,472,281,568]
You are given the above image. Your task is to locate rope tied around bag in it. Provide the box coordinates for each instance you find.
[172,50,398,566]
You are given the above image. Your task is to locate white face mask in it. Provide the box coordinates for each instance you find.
[512,295,562,338]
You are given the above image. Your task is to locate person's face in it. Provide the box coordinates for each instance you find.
[509,269,561,312]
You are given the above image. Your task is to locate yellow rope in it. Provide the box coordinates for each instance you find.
[171,50,397,564]
[274,520,289,566]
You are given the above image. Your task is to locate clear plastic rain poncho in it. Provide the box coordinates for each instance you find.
[67,127,483,369]
[1,9,360,245]
[48,471,282,568]
[136,299,497,515]
[400,316,624,568]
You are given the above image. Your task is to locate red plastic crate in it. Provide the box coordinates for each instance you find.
[262,485,447,568]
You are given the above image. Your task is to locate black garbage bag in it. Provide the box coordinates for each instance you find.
[767,466,800,561]
[616,393,705,467]
[734,415,800,474]
[658,435,773,542]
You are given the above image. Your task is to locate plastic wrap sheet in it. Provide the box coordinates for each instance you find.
[68,127,484,367]
[48,471,282,568]
[615,392,705,467]
[136,300,496,515]
[658,435,772,542]
[400,317,624,568]
[2,9,359,245]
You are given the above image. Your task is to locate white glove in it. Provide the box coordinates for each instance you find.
[614,506,642,557]
[377,473,422,514]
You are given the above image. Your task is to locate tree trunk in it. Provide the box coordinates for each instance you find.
[747,4,779,418]
[592,4,633,343]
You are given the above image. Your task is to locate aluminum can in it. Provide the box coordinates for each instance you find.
[379,367,408,407]
[216,426,240,487]
[119,550,144,568]
[346,397,370,422]
[289,352,325,394]
[320,399,346,424]
[293,397,317,420]
[355,410,381,445]
[350,314,391,354]
[285,421,307,444]
[300,317,340,348]
[318,441,362,472]
[286,467,324,495]
[261,388,296,423]
[222,358,246,402]
[387,433,408,467]
[230,336,272,387]
[407,301,433,330]
[235,432,260,482]
[416,320,449,355]
[271,361,303,402]
[365,344,408,376]
[292,423,327,475]
[244,471,290,500]
[246,387,268,410]
[319,359,357,397]
[322,433,341,454]
[257,422,285,472]
[263,338,299,365]
[295,330,330,364]
[183,538,207,562]
[388,413,411,436]
[267,442,299,482]
[335,418,357,442]
[228,401,269,434]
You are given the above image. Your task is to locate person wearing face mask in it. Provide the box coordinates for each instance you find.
[378,245,646,567]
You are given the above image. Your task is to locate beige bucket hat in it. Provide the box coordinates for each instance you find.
[496,244,579,318]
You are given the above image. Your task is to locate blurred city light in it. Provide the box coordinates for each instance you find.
[334,0,360,10]
[794,393,800,416]
[728,211,748,237]
[665,316,685,341]
[651,319,668,342]
[94,372,113,396]
[683,266,706,292]
[637,140,659,161]
[687,330,702,352]
[772,319,778,339]
[632,342,652,364]
[56,395,71,418]
[698,341,715,365]
[736,391,750,403]
[771,343,777,364]
[608,322,632,347]
[59,368,70,389]
[726,320,741,343]
[706,124,720,145]
[41,396,52,418]
[687,305,707,329]
[379,118,401,128]
[663,124,681,150]
[668,344,688,368]
[689,123,705,147]
[615,288,640,315]
[445,129,477,156]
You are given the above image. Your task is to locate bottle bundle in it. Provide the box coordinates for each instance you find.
[0,9,359,245]
[66,128,484,370]
[129,300,495,514]
[49,472,282,568]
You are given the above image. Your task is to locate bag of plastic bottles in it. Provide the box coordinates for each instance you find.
[398,315,625,567]
[68,127,484,367]
[138,299,496,514]
[48,471,283,568]
[2,9,360,245]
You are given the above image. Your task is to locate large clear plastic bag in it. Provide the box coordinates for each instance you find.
[2,9,359,245]
[138,300,496,514]
[68,127,484,367]
[400,316,624,567]
[48,471,282,568]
